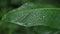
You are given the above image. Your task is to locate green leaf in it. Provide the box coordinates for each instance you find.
[29,26,60,34]
[18,2,57,10]
[30,0,60,8]
[17,2,40,10]
[12,2,58,12]
[2,8,60,29]
[0,0,60,34]
[1,0,60,34]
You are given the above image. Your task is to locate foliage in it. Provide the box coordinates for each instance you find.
[0,0,60,34]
